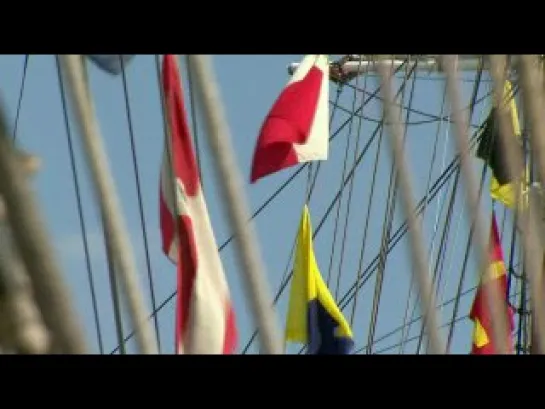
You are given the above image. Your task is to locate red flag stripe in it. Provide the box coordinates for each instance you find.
[489,212,504,265]
[159,54,237,354]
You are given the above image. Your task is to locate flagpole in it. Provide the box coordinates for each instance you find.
[60,55,158,355]
[187,55,284,355]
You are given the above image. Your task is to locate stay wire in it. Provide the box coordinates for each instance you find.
[365,64,418,354]
[333,57,371,300]
[505,210,520,351]
[119,56,162,352]
[353,262,522,354]
[445,65,518,353]
[398,80,448,353]
[344,81,494,129]
[379,276,522,355]
[337,124,486,314]
[348,124,385,326]
[13,55,29,142]
[442,70,487,352]
[54,56,104,354]
[415,167,459,354]
[326,60,379,287]
[413,70,484,353]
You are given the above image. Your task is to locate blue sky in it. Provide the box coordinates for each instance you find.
[0,54,522,354]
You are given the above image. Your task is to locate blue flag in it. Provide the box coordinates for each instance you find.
[86,55,135,75]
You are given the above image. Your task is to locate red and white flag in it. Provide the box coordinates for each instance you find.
[250,55,329,183]
[159,54,238,354]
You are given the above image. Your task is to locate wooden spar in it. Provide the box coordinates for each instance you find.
[60,55,158,355]
[287,55,486,76]
[0,150,49,354]
[286,55,535,79]
[0,108,87,353]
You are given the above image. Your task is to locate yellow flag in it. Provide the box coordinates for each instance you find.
[285,205,353,354]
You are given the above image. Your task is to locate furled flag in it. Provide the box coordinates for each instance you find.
[476,80,529,209]
[250,55,329,183]
[285,205,353,354]
[159,54,237,354]
[469,212,515,355]
[86,55,136,75]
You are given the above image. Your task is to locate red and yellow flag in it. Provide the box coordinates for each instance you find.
[469,212,515,354]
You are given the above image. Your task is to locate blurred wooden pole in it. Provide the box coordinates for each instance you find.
[0,103,86,354]
[530,250,545,354]
[187,55,284,354]
[59,55,157,354]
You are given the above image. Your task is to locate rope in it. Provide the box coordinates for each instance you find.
[325,62,384,287]
[118,56,162,352]
[442,65,487,352]
[54,56,104,354]
[13,55,29,141]
[415,167,459,354]
[348,123,385,327]
[355,281,521,354]
[60,55,157,354]
[337,125,486,314]
[342,81,494,128]
[366,63,417,354]
[297,64,421,355]
[398,80,448,352]
[110,58,491,354]
[333,57,371,300]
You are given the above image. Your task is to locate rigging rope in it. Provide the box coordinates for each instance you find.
[297,65,421,355]
[444,73,523,353]
[343,80,493,129]
[416,72,486,353]
[355,277,521,354]
[110,59,492,354]
[325,57,368,288]
[333,58,371,300]
[348,119,386,327]
[416,170,459,353]
[54,56,104,354]
[366,64,417,354]
[337,123,487,316]
[13,55,29,141]
[399,80,449,352]
[441,67,487,352]
[119,56,162,352]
